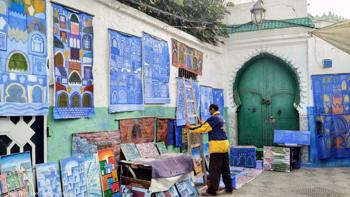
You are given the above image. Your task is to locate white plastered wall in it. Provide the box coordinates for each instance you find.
[47,0,226,109]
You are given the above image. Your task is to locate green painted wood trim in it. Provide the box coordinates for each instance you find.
[227,17,315,34]
[47,106,176,162]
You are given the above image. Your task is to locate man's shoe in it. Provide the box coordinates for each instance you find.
[226,189,233,194]
[201,192,217,196]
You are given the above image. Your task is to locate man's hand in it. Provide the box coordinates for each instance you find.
[185,122,191,129]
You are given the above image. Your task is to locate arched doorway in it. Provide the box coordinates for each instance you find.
[234,53,300,147]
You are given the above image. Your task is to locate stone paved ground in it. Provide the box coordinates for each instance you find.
[213,168,350,197]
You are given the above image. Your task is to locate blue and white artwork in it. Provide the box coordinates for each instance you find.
[176,78,200,126]
[36,162,62,197]
[143,32,170,104]
[0,0,48,116]
[60,156,87,197]
[109,29,143,112]
[0,152,35,196]
[52,3,94,119]
[212,88,224,116]
[200,86,213,121]
[84,154,102,197]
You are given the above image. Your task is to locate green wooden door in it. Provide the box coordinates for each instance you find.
[237,57,299,147]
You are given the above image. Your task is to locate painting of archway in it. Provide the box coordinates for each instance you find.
[70,14,80,35]
[31,34,45,54]
[58,92,68,107]
[54,52,64,67]
[7,53,28,72]
[82,93,92,107]
[5,84,27,103]
[71,93,81,108]
[32,86,43,103]
[69,71,82,84]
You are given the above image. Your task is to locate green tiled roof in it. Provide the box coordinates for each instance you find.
[227,17,315,34]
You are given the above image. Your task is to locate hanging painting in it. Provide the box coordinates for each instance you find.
[52,3,94,119]
[0,0,48,116]
[60,156,87,197]
[109,29,143,112]
[72,130,121,160]
[97,148,120,196]
[166,119,176,145]
[36,162,62,197]
[84,154,103,197]
[120,117,155,143]
[212,88,224,116]
[171,39,203,75]
[176,78,200,126]
[120,143,141,161]
[157,118,169,142]
[136,143,159,158]
[0,152,35,197]
[143,32,170,104]
[200,86,213,121]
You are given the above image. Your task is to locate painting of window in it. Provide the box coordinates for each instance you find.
[82,93,91,107]
[60,31,67,43]
[54,52,64,67]
[71,48,80,60]
[58,92,68,107]
[71,93,80,107]
[0,32,6,51]
[8,53,28,72]
[5,84,27,103]
[31,34,44,53]
[84,67,92,79]
[83,35,91,50]
[70,14,80,35]
[69,71,82,84]
[59,15,66,29]
[32,86,43,103]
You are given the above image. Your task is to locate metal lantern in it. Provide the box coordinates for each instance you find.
[250,0,266,26]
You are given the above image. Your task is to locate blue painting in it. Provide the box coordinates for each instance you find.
[52,4,94,119]
[36,162,62,197]
[109,29,143,112]
[200,86,213,121]
[176,78,200,126]
[0,0,48,116]
[60,156,87,197]
[312,74,350,159]
[212,88,224,116]
[143,32,170,104]
[84,154,102,197]
[0,152,35,196]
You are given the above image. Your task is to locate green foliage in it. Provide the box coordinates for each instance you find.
[116,0,232,45]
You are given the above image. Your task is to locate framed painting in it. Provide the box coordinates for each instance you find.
[120,117,155,143]
[36,162,62,197]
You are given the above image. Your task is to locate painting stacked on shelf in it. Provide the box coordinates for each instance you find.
[0,0,48,116]
[109,29,143,113]
[52,3,94,119]
[143,33,170,104]
[172,39,203,75]
[312,74,350,159]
